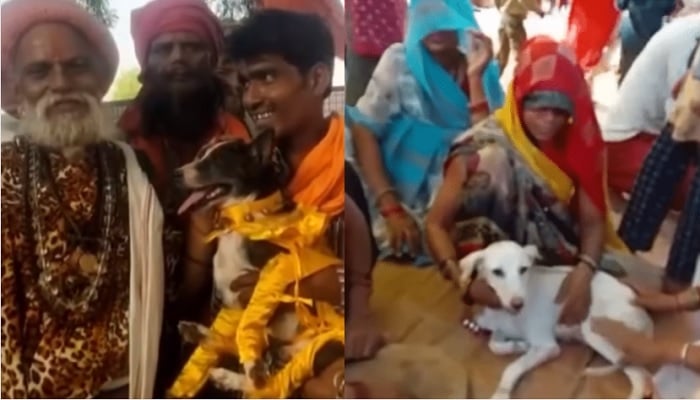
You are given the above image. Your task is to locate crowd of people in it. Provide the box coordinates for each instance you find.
[0,0,698,398]
[345,0,699,397]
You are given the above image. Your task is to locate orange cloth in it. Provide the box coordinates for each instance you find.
[261,0,345,60]
[288,114,345,216]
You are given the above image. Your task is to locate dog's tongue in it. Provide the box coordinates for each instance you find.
[178,190,207,215]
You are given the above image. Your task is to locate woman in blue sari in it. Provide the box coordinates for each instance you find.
[346,0,504,265]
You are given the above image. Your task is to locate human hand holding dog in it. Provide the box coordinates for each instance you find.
[346,312,387,361]
[230,267,342,308]
[623,280,700,313]
[186,207,217,263]
[591,318,685,367]
[556,264,593,325]
[465,278,502,308]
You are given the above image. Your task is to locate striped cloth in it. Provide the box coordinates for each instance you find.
[618,124,700,283]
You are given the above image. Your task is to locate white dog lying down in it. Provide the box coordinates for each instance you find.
[457,241,654,399]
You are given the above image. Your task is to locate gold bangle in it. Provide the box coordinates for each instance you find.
[333,370,345,399]
[681,342,691,366]
[578,254,599,272]
[373,187,397,207]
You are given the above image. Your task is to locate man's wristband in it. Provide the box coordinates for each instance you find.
[578,253,599,272]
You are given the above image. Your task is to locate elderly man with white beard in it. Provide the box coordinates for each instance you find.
[0,0,165,398]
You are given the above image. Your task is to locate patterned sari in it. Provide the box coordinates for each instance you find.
[446,37,628,269]
[346,0,503,264]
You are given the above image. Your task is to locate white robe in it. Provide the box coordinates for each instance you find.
[105,142,165,399]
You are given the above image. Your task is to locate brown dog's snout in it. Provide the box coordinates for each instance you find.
[172,168,185,186]
[510,297,524,311]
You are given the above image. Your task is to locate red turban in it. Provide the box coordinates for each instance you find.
[131,0,224,67]
[0,0,119,114]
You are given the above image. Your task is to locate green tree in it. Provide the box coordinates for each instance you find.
[108,68,141,101]
[208,0,260,21]
[76,0,118,28]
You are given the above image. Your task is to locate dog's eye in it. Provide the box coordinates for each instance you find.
[492,268,504,277]
[519,266,528,275]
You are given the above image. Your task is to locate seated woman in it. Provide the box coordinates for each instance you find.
[425,36,629,326]
[347,0,504,265]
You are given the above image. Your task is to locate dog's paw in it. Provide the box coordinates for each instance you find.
[177,321,209,344]
[491,387,511,399]
[209,368,246,392]
[222,290,242,308]
[243,360,268,388]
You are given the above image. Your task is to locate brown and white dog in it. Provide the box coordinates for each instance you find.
[174,131,342,392]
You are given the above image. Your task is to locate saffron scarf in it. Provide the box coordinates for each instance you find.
[288,113,345,216]
[494,36,626,251]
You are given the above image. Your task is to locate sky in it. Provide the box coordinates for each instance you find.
[0,0,346,89]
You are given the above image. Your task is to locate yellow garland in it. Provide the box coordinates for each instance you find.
[168,192,344,399]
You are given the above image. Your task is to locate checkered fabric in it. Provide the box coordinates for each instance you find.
[667,165,700,283]
[618,124,700,283]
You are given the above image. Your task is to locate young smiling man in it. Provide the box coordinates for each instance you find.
[226,9,346,398]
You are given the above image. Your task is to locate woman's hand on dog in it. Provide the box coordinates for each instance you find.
[346,312,387,361]
[622,279,697,313]
[465,278,502,308]
[591,317,679,367]
[556,263,594,325]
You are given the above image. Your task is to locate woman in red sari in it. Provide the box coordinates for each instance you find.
[564,0,620,72]
[426,36,629,328]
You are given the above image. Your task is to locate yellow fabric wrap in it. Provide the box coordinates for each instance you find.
[169,308,244,398]
[494,85,628,252]
[169,191,344,398]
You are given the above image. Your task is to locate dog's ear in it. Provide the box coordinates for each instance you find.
[458,249,485,285]
[522,244,541,265]
[252,130,276,163]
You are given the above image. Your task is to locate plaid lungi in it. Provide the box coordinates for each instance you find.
[618,124,700,284]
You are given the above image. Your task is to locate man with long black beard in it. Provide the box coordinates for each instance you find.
[118,0,250,395]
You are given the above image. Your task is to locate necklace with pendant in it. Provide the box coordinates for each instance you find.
[24,139,117,323]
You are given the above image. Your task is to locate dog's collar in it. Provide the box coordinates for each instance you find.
[205,190,324,244]
[215,190,287,227]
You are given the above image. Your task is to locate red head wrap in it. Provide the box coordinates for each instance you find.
[514,36,607,213]
[131,0,224,67]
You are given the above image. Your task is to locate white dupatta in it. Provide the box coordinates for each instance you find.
[114,141,165,399]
